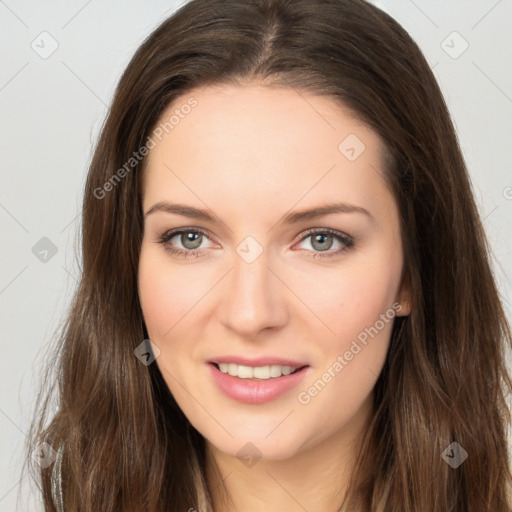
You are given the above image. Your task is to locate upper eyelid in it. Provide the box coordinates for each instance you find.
[160,227,217,245]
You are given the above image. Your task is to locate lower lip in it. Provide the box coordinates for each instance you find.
[207,363,310,404]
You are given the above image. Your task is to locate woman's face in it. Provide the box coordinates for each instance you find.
[138,84,410,461]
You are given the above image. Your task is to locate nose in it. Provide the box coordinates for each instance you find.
[218,248,289,338]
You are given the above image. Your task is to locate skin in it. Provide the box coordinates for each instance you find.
[138,83,411,512]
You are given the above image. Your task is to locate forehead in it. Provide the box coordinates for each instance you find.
[142,84,394,223]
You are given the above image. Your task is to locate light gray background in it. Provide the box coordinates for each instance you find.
[1,1,511,510]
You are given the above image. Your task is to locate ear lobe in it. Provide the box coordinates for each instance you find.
[395,281,412,317]
[395,298,411,316]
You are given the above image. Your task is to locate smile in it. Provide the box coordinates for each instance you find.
[208,362,310,404]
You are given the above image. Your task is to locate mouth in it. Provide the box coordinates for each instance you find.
[207,361,311,404]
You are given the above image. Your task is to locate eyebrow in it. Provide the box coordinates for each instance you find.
[144,201,375,225]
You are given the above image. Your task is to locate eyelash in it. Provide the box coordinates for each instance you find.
[156,227,354,260]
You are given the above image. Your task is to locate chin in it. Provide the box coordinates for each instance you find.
[206,428,307,462]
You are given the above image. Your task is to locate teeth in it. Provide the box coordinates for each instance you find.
[217,363,299,379]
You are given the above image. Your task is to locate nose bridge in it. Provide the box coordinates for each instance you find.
[219,240,287,336]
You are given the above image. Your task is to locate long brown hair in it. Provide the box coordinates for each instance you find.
[25,0,512,510]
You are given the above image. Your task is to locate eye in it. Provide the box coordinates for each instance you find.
[294,228,354,259]
[157,228,214,258]
[157,227,354,260]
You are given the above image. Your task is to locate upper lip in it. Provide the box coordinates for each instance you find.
[208,355,309,368]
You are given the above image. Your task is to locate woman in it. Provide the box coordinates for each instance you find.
[26,0,512,510]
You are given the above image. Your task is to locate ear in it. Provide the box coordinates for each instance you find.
[395,279,412,317]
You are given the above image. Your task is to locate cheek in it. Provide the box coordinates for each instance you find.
[296,251,402,349]
[138,245,207,340]
[138,248,200,392]
[138,257,172,340]
[297,247,402,420]
[296,278,397,443]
